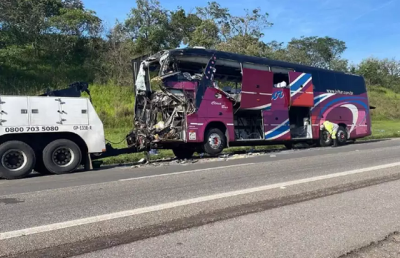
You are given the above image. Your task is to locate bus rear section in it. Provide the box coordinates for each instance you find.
[309,71,372,146]
[130,48,372,158]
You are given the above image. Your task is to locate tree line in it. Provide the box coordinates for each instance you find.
[1,0,399,94]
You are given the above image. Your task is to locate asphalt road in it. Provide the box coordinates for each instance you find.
[1,139,400,258]
[77,178,400,258]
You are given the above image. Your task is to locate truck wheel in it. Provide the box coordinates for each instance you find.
[203,128,226,156]
[42,139,82,175]
[0,141,35,180]
[336,126,348,146]
[173,148,195,160]
[319,129,332,147]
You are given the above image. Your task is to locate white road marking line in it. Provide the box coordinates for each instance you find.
[1,161,400,241]
[119,163,256,182]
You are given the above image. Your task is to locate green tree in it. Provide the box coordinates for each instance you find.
[227,8,273,39]
[357,57,400,91]
[189,20,220,48]
[168,8,202,47]
[124,0,171,55]
[189,1,230,48]
[96,22,136,86]
[286,36,347,70]
[216,8,273,55]
[0,0,102,93]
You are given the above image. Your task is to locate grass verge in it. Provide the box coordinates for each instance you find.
[366,120,400,139]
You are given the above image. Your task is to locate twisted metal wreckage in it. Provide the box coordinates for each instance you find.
[126,50,217,151]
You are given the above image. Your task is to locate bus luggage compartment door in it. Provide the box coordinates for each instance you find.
[264,110,291,141]
[240,68,273,110]
[289,72,314,107]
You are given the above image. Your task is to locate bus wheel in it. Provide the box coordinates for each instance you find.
[0,141,35,180]
[204,128,226,156]
[42,139,82,174]
[319,130,332,147]
[336,126,348,146]
[173,148,195,160]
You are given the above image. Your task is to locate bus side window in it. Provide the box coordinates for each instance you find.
[273,73,289,88]
[271,66,291,88]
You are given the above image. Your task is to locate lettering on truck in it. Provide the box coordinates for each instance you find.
[2,125,93,133]
[4,126,60,133]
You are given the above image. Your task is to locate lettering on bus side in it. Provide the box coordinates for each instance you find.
[326,89,354,95]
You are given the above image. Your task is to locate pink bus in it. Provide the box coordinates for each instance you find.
[128,48,372,159]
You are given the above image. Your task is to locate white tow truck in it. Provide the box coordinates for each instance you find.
[0,83,112,179]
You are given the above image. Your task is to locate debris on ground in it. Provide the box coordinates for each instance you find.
[219,154,230,161]
[124,146,291,170]
[138,158,147,164]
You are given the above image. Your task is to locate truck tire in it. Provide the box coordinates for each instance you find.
[203,128,226,156]
[0,141,35,180]
[336,126,348,146]
[42,139,82,175]
[173,148,195,160]
[319,129,332,147]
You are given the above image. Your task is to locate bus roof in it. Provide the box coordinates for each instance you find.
[167,47,361,77]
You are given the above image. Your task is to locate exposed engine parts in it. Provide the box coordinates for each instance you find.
[128,54,199,151]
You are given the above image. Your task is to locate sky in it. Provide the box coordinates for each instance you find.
[83,0,400,64]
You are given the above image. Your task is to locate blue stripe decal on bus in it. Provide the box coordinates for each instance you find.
[265,126,290,139]
[290,73,312,93]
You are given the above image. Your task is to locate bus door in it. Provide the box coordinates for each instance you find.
[240,68,273,110]
[289,72,314,107]
[264,87,291,141]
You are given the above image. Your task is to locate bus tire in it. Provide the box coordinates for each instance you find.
[319,129,332,147]
[0,140,35,180]
[173,148,195,160]
[42,139,82,175]
[336,126,348,146]
[203,128,226,156]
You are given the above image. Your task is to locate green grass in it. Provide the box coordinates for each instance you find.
[368,85,400,120]
[367,120,400,139]
[83,84,135,129]
[80,84,400,165]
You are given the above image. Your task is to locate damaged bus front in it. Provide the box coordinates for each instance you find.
[127,50,217,158]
